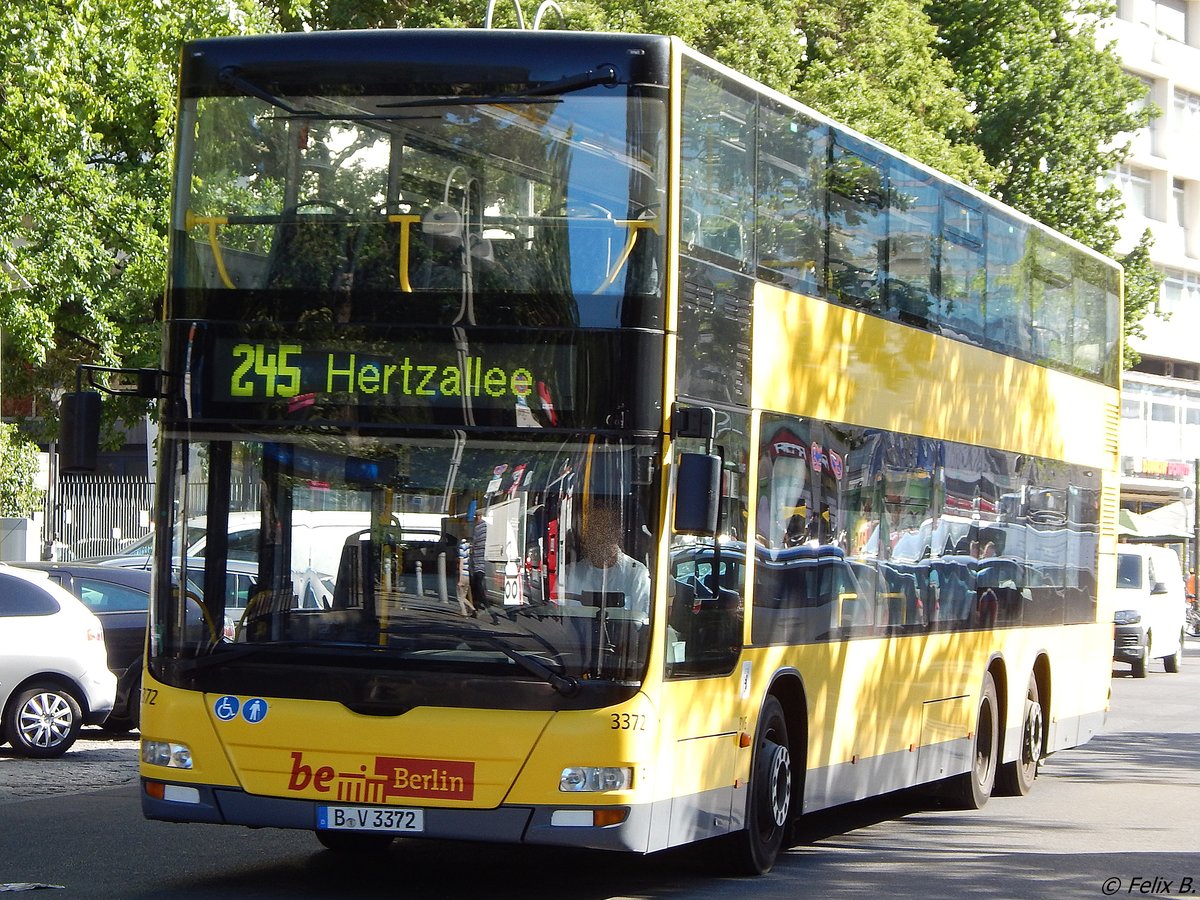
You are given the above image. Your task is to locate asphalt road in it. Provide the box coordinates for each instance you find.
[2,638,1198,899]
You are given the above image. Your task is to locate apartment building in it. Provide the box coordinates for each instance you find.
[1103,0,1200,517]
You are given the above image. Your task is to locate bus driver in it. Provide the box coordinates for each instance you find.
[563,501,650,622]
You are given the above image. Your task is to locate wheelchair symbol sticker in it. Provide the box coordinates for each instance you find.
[241,698,269,724]
[214,696,240,721]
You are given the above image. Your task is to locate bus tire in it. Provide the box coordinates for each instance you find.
[995,675,1042,797]
[315,830,395,853]
[952,671,998,809]
[721,694,792,875]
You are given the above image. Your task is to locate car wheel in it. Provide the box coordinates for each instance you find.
[1164,630,1183,674]
[1132,643,1148,678]
[104,667,142,733]
[4,684,83,758]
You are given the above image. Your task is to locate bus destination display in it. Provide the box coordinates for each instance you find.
[210,338,575,413]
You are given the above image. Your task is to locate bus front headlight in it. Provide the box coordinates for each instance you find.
[141,739,193,769]
[1114,609,1141,625]
[559,766,633,792]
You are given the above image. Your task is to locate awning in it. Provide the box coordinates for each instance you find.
[1134,500,1194,542]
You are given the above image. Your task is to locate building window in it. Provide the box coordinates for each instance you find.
[1123,397,1144,419]
[1136,75,1158,145]
[1176,362,1200,381]
[1134,356,1170,376]
[1175,89,1200,151]
[1151,402,1176,423]
[1174,179,1188,229]
[1151,0,1188,41]
[1161,268,1200,314]
[1115,165,1154,218]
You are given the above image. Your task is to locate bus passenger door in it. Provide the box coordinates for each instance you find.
[660,543,747,847]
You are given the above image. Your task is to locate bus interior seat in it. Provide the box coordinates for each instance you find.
[347,220,402,292]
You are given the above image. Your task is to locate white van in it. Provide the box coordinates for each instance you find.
[1113,544,1187,677]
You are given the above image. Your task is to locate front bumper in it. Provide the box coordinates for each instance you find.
[81,667,117,725]
[141,779,656,853]
[1113,624,1147,662]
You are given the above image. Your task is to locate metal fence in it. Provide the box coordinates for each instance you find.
[48,475,155,559]
[43,475,347,560]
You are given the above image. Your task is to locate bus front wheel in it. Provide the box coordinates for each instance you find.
[722,694,792,875]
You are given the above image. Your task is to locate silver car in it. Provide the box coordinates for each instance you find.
[0,565,117,757]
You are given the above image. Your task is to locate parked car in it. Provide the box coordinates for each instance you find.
[0,564,116,757]
[1113,544,1187,677]
[100,556,333,637]
[89,510,419,577]
[13,562,154,731]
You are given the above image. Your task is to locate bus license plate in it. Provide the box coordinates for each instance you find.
[317,806,424,833]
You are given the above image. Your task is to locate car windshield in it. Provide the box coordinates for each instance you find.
[1116,553,1142,590]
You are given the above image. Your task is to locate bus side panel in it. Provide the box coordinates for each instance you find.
[751,283,1116,470]
[747,622,1112,813]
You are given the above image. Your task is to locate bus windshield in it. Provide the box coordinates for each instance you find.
[175,81,667,329]
[154,432,660,700]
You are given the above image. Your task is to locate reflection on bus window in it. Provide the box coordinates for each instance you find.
[750,412,1101,644]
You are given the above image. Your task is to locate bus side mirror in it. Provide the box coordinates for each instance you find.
[675,452,721,536]
[59,391,102,473]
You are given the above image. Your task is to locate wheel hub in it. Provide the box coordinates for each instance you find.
[764,741,791,828]
[20,693,71,748]
[1022,700,1044,764]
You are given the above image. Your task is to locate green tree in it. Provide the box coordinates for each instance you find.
[0,0,273,439]
[1119,229,1160,369]
[0,422,43,517]
[925,0,1161,354]
[0,0,1159,423]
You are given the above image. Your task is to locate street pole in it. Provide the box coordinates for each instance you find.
[1193,458,1199,581]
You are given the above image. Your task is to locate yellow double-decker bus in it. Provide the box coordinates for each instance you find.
[133,28,1120,874]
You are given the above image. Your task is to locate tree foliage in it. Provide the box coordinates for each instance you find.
[0,0,1157,436]
[925,0,1161,334]
[0,422,43,517]
[0,0,272,438]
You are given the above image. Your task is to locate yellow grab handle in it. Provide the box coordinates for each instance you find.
[594,218,660,294]
[185,210,235,289]
[388,214,422,293]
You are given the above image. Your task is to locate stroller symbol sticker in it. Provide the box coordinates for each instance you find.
[214,696,240,721]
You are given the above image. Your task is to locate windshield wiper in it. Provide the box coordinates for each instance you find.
[389,622,580,696]
[218,67,318,116]
[377,65,619,110]
[181,626,581,696]
[476,631,581,697]
[180,640,365,672]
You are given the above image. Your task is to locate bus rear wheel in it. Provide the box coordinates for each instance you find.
[996,675,1042,797]
[721,694,792,875]
[952,672,998,809]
